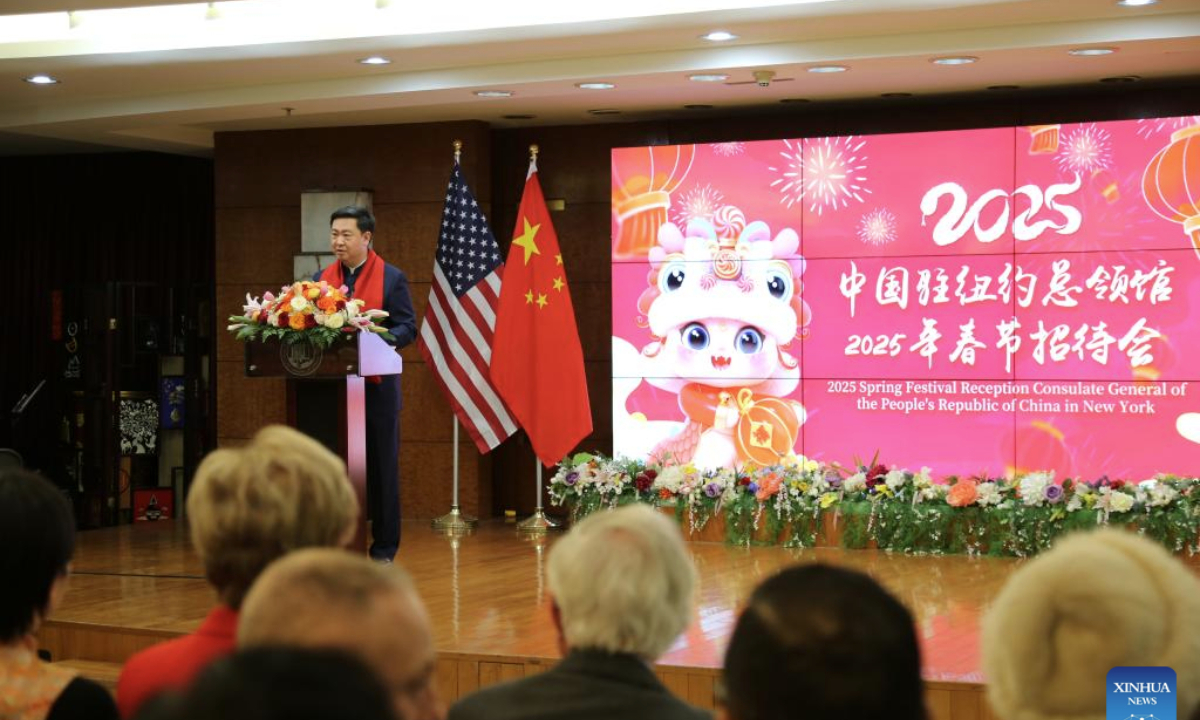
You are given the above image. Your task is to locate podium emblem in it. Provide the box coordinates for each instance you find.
[279,336,323,377]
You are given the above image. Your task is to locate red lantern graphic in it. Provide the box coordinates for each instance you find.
[1027,124,1060,154]
[1142,125,1200,258]
[612,145,696,259]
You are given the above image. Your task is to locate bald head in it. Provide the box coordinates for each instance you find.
[239,549,443,720]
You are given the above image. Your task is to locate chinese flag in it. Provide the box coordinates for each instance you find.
[491,160,593,466]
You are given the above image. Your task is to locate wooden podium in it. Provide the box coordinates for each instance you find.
[244,331,402,554]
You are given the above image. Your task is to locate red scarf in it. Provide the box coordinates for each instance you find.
[319,249,384,312]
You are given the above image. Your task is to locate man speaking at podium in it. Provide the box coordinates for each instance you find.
[315,206,416,563]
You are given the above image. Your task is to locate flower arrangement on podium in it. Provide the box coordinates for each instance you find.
[227,281,394,348]
[550,452,1200,557]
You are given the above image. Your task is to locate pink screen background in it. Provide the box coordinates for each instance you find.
[611,118,1200,479]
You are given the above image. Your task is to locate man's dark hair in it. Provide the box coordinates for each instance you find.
[140,647,396,720]
[330,205,375,234]
[0,469,76,642]
[722,564,926,720]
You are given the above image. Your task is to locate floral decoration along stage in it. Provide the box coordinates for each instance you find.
[227,281,394,348]
[550,453,1200,557]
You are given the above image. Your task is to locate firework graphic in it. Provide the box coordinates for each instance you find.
[1056,124,1113,174]
[857,207,897,246]
[710,141,745,157]
[1135,115,1200,139]
[769,136,870,214]
[671,183,725,227]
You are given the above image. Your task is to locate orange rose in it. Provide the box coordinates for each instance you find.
[756,473,783,501]
[946,481,978,507]
[288,313,307,331]
[317,297,336,312]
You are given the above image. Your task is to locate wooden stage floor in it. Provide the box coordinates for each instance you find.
[41,518,1123,720]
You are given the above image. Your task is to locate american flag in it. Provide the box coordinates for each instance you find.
[417,161,518,452]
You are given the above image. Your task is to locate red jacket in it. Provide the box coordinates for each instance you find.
[116,605,238,719]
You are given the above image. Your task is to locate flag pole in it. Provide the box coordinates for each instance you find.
[432,139,478,536]
[516,143,562,536]
[517,451,560,535]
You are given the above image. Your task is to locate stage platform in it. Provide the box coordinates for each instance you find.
[42,519,1062,720]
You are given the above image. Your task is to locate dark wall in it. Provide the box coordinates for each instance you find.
[1,152,214,461]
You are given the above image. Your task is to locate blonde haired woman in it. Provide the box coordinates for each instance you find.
[117,425,357,718]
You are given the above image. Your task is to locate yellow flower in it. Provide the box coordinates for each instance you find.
[288,313,307,330]
[820,492,838,509]
[797,481,810,494]
[306,286,321,300]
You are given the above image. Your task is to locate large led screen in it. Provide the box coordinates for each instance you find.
[612,117,1200,479]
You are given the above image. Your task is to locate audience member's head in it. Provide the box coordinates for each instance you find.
[983,528,1200,720]
[0,469,76,643]
[238,549,442,720]
[546,503,696,661]
[138,647,397,720]
[721,564,926,720]
[187,425,357,608]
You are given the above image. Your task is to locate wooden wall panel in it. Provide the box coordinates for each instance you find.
[214,120,493,518]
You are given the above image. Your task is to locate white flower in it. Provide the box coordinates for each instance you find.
[914,467,934,489]
[1066,495,1083,512]
[324,312,345,329]
[843,472,867,493]
[653,466,685,493]
[920,487,942,502]
[289,295,309,312]
[1019,472,1053,507]
[976,482,1002,507]
[1108,490,1134,513]
[885,469,907,491]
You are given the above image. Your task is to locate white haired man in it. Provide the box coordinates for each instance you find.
[449,504,709,720]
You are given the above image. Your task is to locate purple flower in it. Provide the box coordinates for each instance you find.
[564,471,579,487]
[825,471,843,488]
[1044,483,1064,504]
[746,482,759,494]
[704,482,723,498]
[1094,475,1111,488]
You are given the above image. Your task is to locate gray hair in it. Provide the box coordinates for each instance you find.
[547,504,696,659]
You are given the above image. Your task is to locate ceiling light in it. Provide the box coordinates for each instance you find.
[807,65,847,74]
[357,56,391,65]
[700,30,737,42]
[204,2,219,20]
[931,56,978,65]
[576,82,615,90]
[24,74,58,84]
[1117,0,1157,6]
[474,90,513,97]
[1069,47,1117,56]
[689,74,729,82]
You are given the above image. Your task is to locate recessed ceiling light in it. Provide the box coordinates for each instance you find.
[1117,0,1157,6]
[881,92,913,98]
[987,84,1021,91]
[683,104,714,110]
[807,65,847,74]
[502,114,536,120]
[931,56,978,65]
[1100,75,1141,83]
[1069,47,1117,56]
[357,56,391,65]
[779,98,811,104]
[474,90,513,98]
[588,109,621,115]
[24,74,58,85]
[576,82,615,90]
[700,31,738,42]
[689,74,730,83]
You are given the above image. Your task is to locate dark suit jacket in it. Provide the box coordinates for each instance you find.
[449,650,713,720]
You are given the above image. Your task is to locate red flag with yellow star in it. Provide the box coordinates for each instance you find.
[491,158,592,466]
